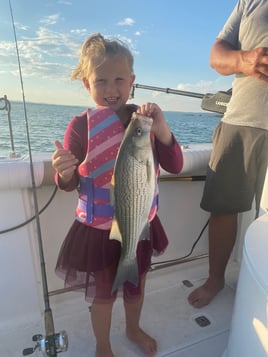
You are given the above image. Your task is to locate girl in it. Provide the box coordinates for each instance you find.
[52,33,183,357]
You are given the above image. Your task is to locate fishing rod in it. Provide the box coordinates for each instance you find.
[8,1,68,356]
[132,83,232,114]
[133,83,204,99]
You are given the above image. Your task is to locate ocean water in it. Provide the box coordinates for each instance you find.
[0,101,221,157]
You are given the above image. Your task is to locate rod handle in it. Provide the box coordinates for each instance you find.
[44,308,55,336]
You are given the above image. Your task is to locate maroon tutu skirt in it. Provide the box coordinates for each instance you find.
[55,214,168,303]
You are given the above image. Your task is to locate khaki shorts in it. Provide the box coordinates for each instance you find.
[201,122,268,214]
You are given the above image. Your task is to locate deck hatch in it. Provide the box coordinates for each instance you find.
[194,315,211,327]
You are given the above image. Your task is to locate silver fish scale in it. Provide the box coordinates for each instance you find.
[114,151,154,258]
[110,113,155,291]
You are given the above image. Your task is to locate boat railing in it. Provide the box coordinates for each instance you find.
[0,94,21,158]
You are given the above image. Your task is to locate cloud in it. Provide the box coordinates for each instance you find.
[0,26,83,82]
[40,14,60,26]
[14,23,29,31]
[176,79,233,95]
[57,0,72,4]
[117,18,135,26]
[70,28,88,35]
[176,80,213,95]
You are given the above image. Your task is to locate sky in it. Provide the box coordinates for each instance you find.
[0,0,237,112]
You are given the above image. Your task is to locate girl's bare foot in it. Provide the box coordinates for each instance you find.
[95,343,115,357]
[187,277,225,308]
[126,327,157,357]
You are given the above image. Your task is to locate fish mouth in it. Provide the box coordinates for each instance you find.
[132,112,153,127]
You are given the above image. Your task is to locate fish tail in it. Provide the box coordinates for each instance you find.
[111,257,139,294]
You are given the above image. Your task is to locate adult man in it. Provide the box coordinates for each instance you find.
[188,0,268,308]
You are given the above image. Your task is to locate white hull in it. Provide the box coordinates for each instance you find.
[0,144,267,356]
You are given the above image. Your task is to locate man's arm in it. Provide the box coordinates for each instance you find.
[210,38,268,83]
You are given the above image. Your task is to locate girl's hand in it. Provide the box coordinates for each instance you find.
[52,140,78,184]
[137,103,173,146]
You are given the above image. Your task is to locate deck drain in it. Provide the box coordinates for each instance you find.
[182,280,193,287]
[195,315,211,327]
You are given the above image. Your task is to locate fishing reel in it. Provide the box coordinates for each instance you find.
[23,331,68,356]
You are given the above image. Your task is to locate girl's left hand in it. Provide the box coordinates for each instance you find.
[137,103,173,146]
[137,102,162,121]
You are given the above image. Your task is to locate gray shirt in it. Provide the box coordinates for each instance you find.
[218,0,268,130]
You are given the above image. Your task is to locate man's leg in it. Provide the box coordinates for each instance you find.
[188,212,237,308]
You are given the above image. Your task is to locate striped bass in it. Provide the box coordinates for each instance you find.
[110,112,155,293]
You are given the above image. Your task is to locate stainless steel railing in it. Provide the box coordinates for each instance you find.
[0,94,20,157]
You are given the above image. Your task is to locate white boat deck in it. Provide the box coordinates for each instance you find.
[1,148,264,357]
[1,258,239,357]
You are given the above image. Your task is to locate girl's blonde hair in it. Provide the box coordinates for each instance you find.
[71,33,134,80]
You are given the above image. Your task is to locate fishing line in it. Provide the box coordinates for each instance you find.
[150,218,209,268]
[0,185,58,235]
[8,1,67,355]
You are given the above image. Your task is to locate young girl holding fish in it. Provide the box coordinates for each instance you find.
[52,33,183,357]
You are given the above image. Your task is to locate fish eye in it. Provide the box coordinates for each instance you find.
[136,127,143,136]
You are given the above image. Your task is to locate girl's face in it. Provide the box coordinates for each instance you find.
[84,56,135,112]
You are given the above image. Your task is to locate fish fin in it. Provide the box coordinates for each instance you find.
[109,218,122,243]
[111,257,139,294]
[110,174,115,205]
[139,221,150,241]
